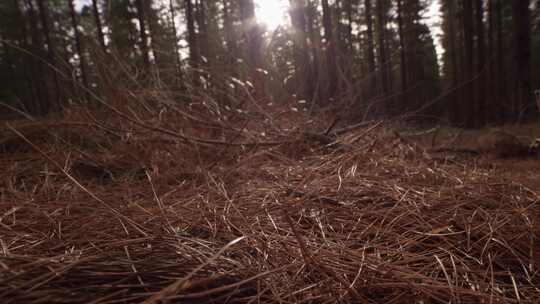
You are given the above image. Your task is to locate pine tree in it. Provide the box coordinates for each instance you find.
[512,0,532,116]
[289,0,314,103]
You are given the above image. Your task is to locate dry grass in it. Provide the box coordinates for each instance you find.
[1,98,539,303]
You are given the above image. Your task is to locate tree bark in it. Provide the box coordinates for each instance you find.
[474,0,486,126]
[321,0,337,99]
[91,0,107,53]
[344,0,353,54]
[185,0,200,85]
[446,0,460,123]
[364,0,377,98]
[289,0,314,103]
[240,0,261,69]
[12,0,40,113]
[240,0,263,98]
[169,0,183,83]
[134,0,151,70]
[375,0,390,97]
[462,0,474,127]
[487,0,495,122]
[222,0,237,60]
[512,0,531,118]
[196,0,209,65]
[36,0,61,111]
[143,0,162,68]
[68,0,89,92]
[397,0,407,106]
[306,0,321,106]
[495,0,507,121]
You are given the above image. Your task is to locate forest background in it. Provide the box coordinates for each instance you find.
[0,0,539,127]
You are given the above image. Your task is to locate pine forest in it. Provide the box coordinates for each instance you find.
[0,1,540,303]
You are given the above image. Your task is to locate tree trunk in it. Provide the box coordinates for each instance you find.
[321,0,337,100]
[487,0,495,122]
[134,0,151,70]
[68,0,89,92]
[375,0,390,97]
[289,0,314,103]
[306,0,321,106]
[143,0,162,69]
[495,0,507,121]
[222,0,239,84]
[196,0,209,65]
[344,0,353,54]
[397,0,407,107]
[0,31,25,111]
[447,0,459,83]
[512,0,531,118]
[364,0,377,98]
[91,0,107,53]
[12,0,40,113]
[29,0,47,113]
[222,0,237,61]
[169,0,183,83]
[185,0,200,86]
[36,0,61,111]
[240,0,261,69]
[240,0,263,98]
[462,0,474,127]
[474,0,486,126]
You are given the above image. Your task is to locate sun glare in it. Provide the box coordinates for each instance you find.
[255,0,288,31]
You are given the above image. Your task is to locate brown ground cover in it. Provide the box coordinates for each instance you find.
[1,106,539,303]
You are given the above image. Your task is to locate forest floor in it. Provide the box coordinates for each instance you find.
[1,106,539,303]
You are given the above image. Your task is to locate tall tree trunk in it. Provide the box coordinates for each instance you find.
[397,0,407,107]
[474,0,486,126]
[222,0,237,61]
[134,0,151,71]
[0,31,24,111]
[240,0,263,98]
[487,0,495,122]
[12,0,40,113]
[306,0,321,106]
[91,0,107,53]
[143,0,161,68]
[447,0,460,123]
[364,0,377,98]
[169,0,183,83]
[196,0,209,64]
[222,0,239,81]
[68,0,89,93]
[240,0,261,69]
[462,0,474,127]
[375,0,390,97]
[321,0,337,100]
[36,0,61,111]
[185,0,200,86]
[512,0,531,118]
[289,0,314,103]
[486,0,502,123]
[495,0,507,121]
[344,0,353,54]
[27,0,51,113]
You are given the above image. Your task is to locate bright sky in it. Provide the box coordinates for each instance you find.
[75,0,89,11]
[255,0,289,30]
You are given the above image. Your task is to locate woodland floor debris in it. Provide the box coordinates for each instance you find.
[1,108,539,303]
